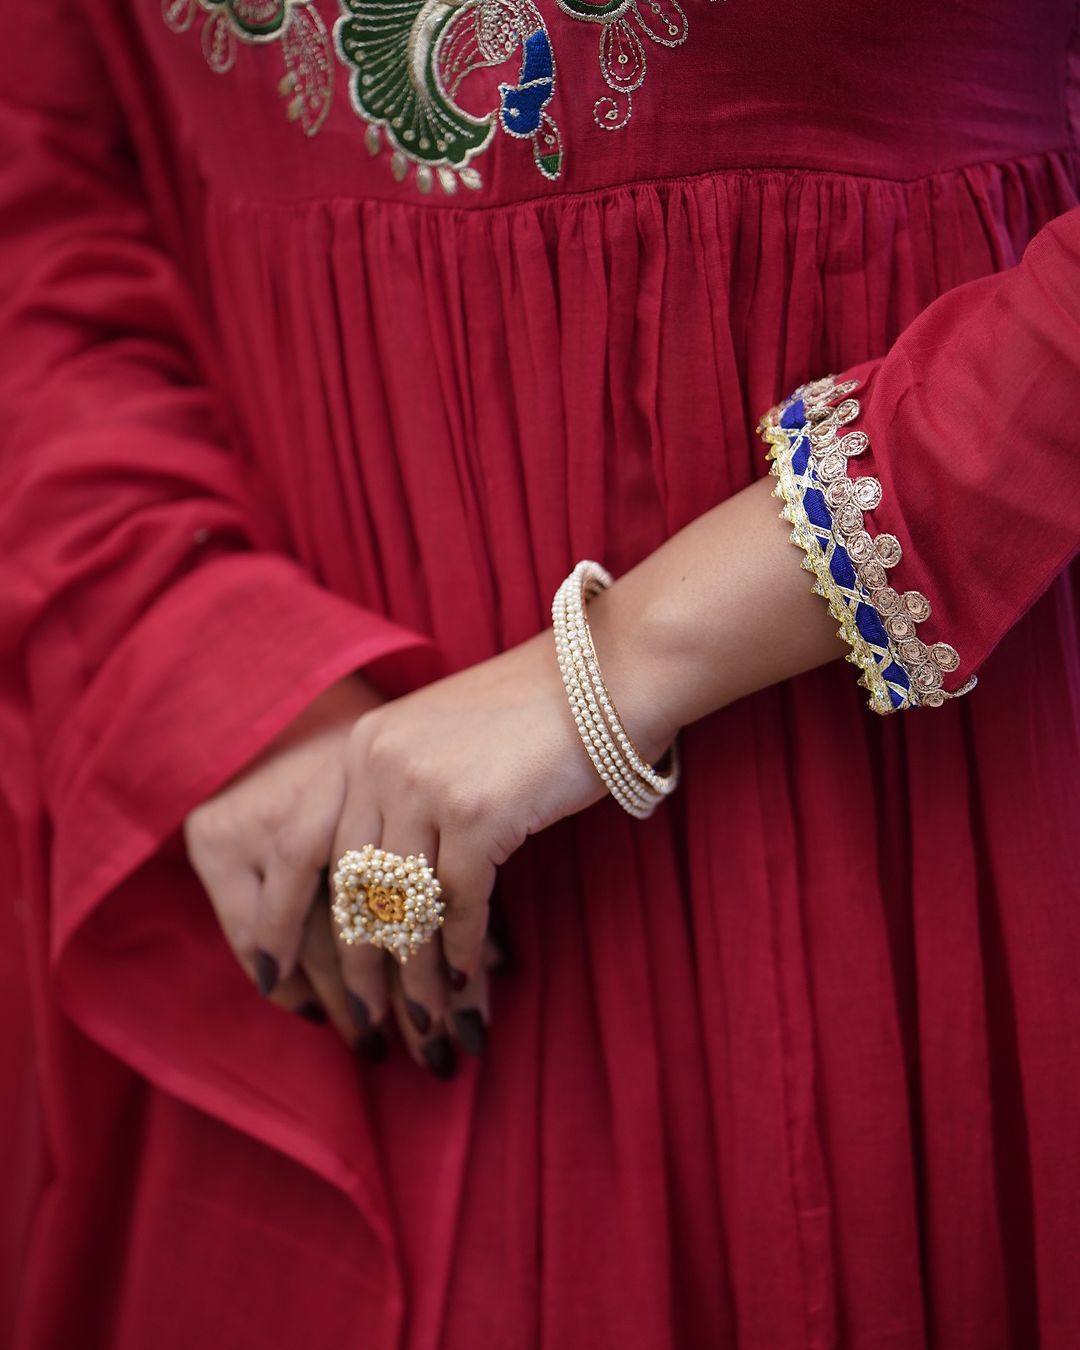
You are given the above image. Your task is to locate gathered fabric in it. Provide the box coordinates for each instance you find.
[2,0,1080,1345]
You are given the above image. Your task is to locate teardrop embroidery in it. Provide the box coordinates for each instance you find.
[556,0,690,132]
[161,0,334,135]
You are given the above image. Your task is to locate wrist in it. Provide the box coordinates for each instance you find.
[582,580,685,768]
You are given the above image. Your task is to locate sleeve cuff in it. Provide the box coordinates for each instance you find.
[758,375,977,715]
[43,551,439,963]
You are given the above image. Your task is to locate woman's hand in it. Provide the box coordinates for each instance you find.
[316,474,845,1046]
[185,475,844,1076]
[183,675,379,1040]
[321,627,652,1052]
[183,668,521,1074]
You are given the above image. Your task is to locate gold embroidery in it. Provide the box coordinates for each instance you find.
[161,0,334,135]
[554,0,710,132]
[759,376,976,714]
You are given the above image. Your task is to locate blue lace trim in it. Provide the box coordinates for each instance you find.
[759,377,974,715]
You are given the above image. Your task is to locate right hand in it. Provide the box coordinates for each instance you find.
[183,673,493,1076]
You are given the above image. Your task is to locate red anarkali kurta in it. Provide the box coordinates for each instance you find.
[2,0,1079,1345]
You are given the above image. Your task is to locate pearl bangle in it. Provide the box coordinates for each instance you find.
[552,560,679,819]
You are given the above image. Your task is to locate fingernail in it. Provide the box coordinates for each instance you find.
[357,1027,389,1064]
[452,1008,486,1057]
[422,1035,456,1080]
[405,998,431,1035]
[346,990,373,1033]
[254,949,279,997]
[447,966,468,993]
[296,1001,326,1024]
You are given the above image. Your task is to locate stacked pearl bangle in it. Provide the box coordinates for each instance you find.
[552,560,679,819]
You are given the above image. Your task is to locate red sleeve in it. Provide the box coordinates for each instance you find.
[759,206,1080,713]
[0,0,436,961]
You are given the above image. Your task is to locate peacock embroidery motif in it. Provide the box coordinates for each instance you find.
[334,0,563,191]
[159,0,714,189]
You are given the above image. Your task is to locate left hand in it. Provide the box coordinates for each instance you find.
[323,623,672,1060]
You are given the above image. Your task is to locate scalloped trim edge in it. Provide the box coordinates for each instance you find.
[758,378,976,715]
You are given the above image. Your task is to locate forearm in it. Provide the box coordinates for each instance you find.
[585,475,843,756]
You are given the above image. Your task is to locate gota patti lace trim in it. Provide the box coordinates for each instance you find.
[759,376,977,714]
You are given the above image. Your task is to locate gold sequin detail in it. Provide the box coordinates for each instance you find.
[759,375,976,713]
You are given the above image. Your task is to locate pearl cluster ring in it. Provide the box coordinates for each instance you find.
[332,845,444,962]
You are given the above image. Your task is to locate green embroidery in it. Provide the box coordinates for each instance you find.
[334,0,563,192]
[160,0,716,188]
[206,0,290,38]
[161,0,334,134]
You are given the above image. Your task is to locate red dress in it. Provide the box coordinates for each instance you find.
[2,0,1079,1344]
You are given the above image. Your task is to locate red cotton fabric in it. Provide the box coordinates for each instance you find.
[1,0,1079,1347]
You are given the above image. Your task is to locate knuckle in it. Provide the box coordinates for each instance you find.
[184,802,226,857]
[443,783,486,830]
[270,825,306,874]
[271,815,322,875]
[253,794,288,838]
[347,711,380,765]
[399,758,433,801]
[359,715,428,795]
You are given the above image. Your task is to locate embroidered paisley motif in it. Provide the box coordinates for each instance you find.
[161,0,334,134]
[159,0,718,186]
[333,0,563,192]
[555,0,697,131]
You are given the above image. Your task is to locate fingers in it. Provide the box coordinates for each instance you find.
[186,834,328,1023]
[447,964,488,1058]
[380,820,446,1033]
[269,967,327,1025]
[389,972,457,1080]
[300,902,388,1061]
[253,768,345,989]
[329,801,392,1028]
[328,706,502,1074]
[434,828,496,980]
[186,843,263,981]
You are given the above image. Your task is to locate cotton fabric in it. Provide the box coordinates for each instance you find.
[2,0,1079,1346]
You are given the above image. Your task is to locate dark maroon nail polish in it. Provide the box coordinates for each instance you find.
[254,949,279,997]
[447,966,468,993]
[296,1001,326,1024]
[422,1035,456,1080]
[405,999,431,1035]
[452,1008,486,1057]
[346,991,373,1033]
[357,1027,388,1063]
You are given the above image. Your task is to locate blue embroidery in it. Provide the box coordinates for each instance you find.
[499,30,556,138]
[829,545,857,591]
[758,376,972,714]
[335,0,564,192]
[788,424,917,710]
